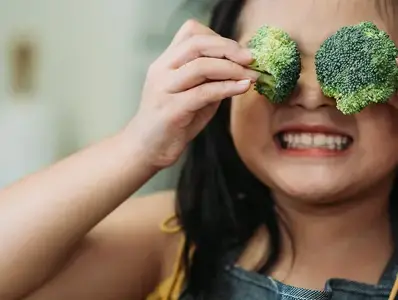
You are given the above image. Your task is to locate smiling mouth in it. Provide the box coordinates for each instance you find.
[276,132,354,152]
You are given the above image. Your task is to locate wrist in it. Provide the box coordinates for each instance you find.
[115,123,163,175]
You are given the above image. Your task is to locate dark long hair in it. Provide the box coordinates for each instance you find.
[176,0,280,296]
[175,0,398,297]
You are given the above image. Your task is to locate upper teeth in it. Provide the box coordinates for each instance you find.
[282,133,350,150]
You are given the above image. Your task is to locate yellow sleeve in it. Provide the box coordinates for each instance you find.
[389,274,398,300]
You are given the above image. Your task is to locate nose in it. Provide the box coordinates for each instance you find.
[288,68,335,110]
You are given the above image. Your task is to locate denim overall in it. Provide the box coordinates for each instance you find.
[179,240,398,299]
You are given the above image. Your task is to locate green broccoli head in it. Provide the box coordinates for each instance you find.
[248,25,301,103]
[315,21,398,115]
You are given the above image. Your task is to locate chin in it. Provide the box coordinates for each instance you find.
[261,164,354,204]
[273,181,345,203]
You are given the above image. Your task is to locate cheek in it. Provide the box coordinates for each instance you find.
[356,106,398,167]
[230,91,275,160]
[230,91,278,189]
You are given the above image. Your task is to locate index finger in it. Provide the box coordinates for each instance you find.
[166,35,254,69]
[169,19,219,47]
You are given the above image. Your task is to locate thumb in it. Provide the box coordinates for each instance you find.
[187,103,220,141]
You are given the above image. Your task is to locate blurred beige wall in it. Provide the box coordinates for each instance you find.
[0,0,209,194]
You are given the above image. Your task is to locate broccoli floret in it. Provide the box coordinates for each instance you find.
[248,25,301,103]
[315,21,398,115]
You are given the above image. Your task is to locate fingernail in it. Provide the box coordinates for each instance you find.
[237,79,251,85]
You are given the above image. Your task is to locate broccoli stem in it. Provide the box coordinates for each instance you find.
[257,72,276,87]
[248,63,276,87]
[248,62,278,100]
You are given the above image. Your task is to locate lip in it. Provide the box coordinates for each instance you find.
[275,146,351,157]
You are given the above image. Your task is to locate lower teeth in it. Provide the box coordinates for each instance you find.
[280,140,350,151]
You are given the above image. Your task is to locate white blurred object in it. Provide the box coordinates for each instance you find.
[0,0,209,194]
[0,101,58,188]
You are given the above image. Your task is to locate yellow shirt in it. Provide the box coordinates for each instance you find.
[146,215,192,300]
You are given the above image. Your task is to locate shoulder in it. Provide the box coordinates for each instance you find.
[97,189,184,277]
[110,189,177,224]
[93,189,180,255]
[88,189,184,296]
[26,190,183,300]
[130,190,185,279]
[118,190,185,293]
[83,189,183,297]
[98,189,177,229]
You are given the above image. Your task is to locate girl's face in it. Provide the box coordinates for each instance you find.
[230,0,398,202]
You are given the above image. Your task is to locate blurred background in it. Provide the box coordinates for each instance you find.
[0,0,212,195]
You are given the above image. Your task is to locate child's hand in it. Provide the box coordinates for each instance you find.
[125,20,259,169]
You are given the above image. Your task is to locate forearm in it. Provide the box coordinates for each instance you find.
[0,130,157,296]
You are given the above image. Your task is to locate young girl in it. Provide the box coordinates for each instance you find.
[1,0,398,299]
